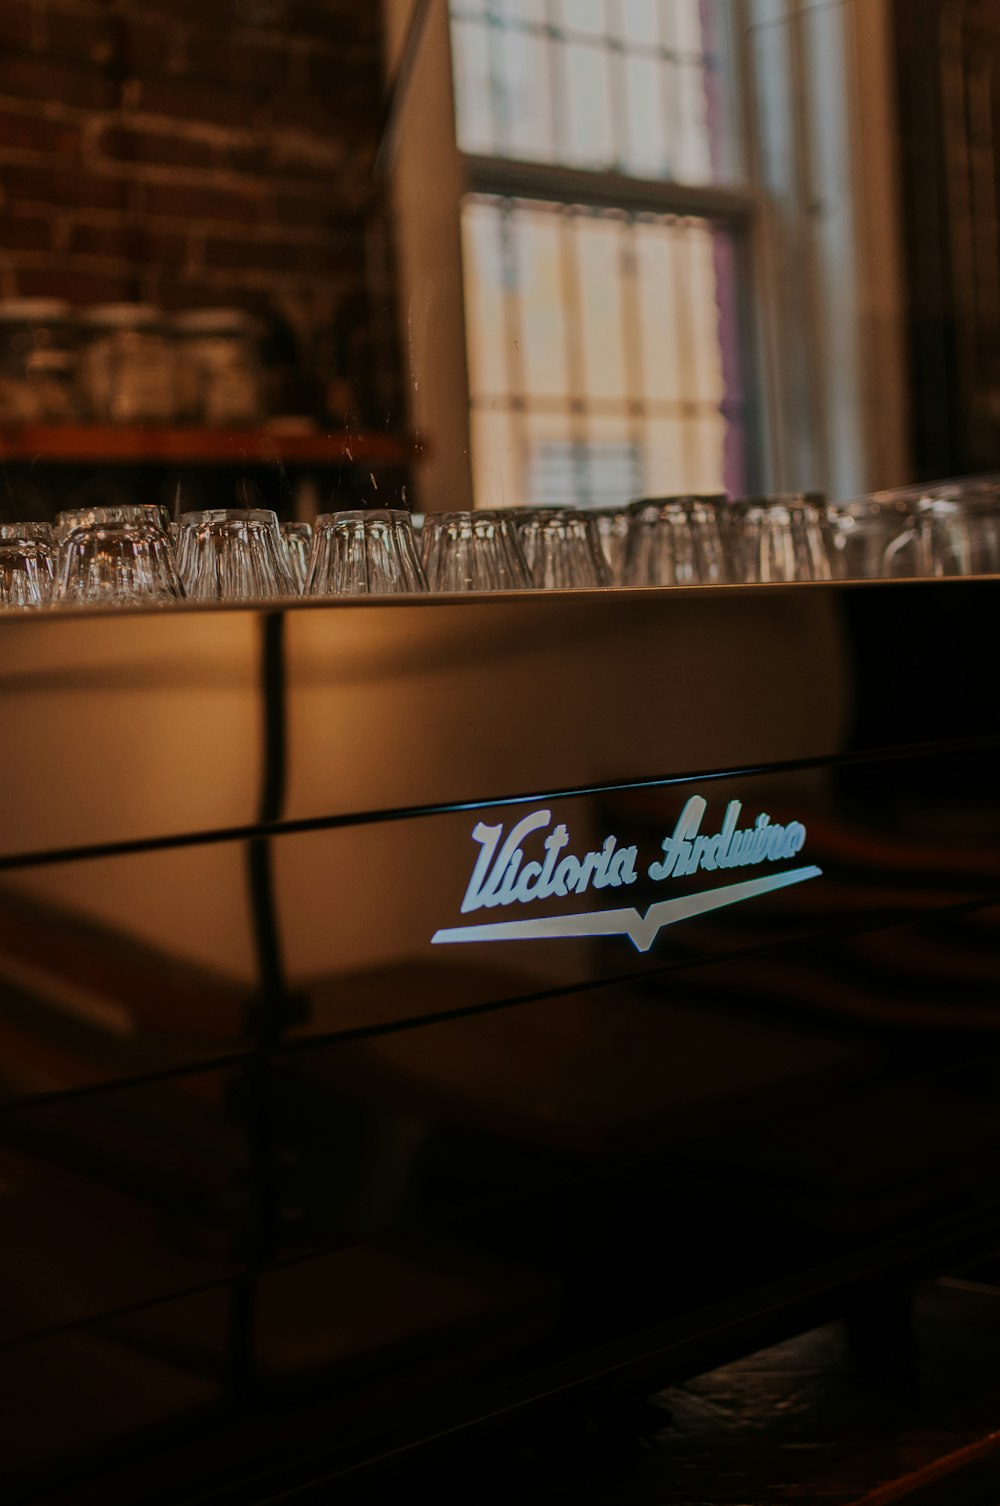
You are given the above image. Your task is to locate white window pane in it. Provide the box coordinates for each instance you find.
[580,414,642,506]
[500,27,556,160]
[623,54,667,178]
[635,222,683,403]
[663,0,704,55]
[684,224,725,404]
[451,18,496,154]
[461,201,511,400]
[556,0,605,37]
[618,0,659,47]
[515,207,570,399]
[561,42,612,166]
[694,411,727,492]
[471,407,520,509]
[498,0,548,21]
[574,215,627,401]
[522,411,578,506]
[640,415,691,496]
[675,62,713,181]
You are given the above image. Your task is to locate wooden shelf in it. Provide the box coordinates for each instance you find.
[0,424,417,466]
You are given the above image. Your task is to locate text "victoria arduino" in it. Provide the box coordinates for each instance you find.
[432,794,822,953]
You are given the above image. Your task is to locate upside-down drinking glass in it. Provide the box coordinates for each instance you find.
[0,522,56,595]
[421,510,533,591]
[305,510,426,595]
[880,487,1000,578]
[591,507,631,586]
[826,498,912,579]
[178,508,295,600]
[738,494,832,583]
[0,540,51,608]
[625,495,729,587]
[56,503,173,542]
[514,509,608,589]
[57,520,185,606]
[281,520,313,594]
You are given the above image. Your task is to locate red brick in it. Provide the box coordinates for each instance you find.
[285,0,378,47]
[303,40,380,94]
[139,178,265,224]
[0,2,35,52]
[226,138,270,175]
[66,221,189,263]
[233,36,294,92]
[179,26,291,91]
[15,265,140,303]
[121,0,228,25]
[203,233,354,275]
[118,14,176,75]
[155,278,272,315]
[275,180,372,226]
[268,88,379,145]
[0,162,128,211]
[133,75,255,130]
[98,124,220,172]
[173,26,233,88]
[0,56,120,112]
[0,110,81,157]
[0,212,53,252]
[43,4,115,65]
[262,134,351,183]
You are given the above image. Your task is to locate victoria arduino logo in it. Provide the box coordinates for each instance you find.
[432,794,822,953]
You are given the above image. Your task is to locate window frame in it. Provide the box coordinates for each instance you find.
[382,0,909,513]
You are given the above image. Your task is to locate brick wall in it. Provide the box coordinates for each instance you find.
[0,0,399,420]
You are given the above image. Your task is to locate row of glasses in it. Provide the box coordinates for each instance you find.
[608,493,832,587]
[0,505,307,609]
[300,507,606,595]
[828,478,1000,579]
[2,480,998,610]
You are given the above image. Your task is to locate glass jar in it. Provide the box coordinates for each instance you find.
[76,304,178,424]
[173,309,262,426]
[0,299,76,422]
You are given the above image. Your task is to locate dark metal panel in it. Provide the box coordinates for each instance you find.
[0,581,997,866]
[0,1064,246,1348]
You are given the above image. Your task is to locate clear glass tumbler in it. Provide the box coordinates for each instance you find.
[56,503,173,542]
[56,521,184,606]
[179,508,295,600]
[305,509,426,595]
[0,522,56,595]
[826,498,912,579]
[281,520,313,594]
[421,510,533,591]
[738,493,832,583]
[881,494,998,578]
[515,509,609,589]
[0,539,51,608]
[626,495,729,587]
[591,507,631,586]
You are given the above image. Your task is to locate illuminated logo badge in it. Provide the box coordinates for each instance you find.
[432,795,822,953]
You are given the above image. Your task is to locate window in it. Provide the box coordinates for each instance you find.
[448,0,753,507]
[384,0,908,512]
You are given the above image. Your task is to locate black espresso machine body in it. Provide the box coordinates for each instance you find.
[1,577,999,1503]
